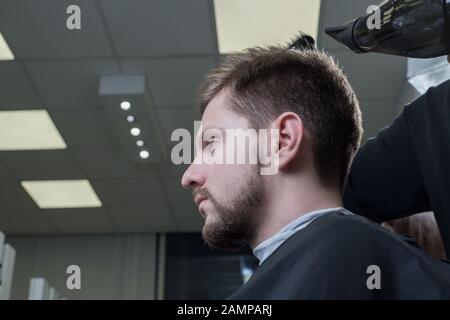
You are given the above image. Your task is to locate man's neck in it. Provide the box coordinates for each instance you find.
[250,182,342,249]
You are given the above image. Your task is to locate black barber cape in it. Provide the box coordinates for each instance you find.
[344,80,450,257]
[228,211,450,299]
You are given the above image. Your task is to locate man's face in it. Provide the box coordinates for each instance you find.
[181,90,265,251]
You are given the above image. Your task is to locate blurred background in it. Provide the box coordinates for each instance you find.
[0,0,423,299]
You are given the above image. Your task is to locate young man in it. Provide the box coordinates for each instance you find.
[181,45,450,299]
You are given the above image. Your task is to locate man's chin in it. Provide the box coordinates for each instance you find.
[201,214,216,236]
[201,220,247,251]
[201,219,225,249]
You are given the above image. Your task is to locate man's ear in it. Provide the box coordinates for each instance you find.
[275,112,304,170]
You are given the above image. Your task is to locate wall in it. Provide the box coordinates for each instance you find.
[7,233,158,300]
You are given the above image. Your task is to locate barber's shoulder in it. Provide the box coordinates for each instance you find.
[403,78,450,115]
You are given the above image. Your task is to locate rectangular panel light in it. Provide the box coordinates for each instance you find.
[0,110,66,150]
[0,32,14,60]
[214,0,321,54]
[21,180,102,209]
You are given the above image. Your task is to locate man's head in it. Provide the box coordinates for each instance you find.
[181,45,362,251]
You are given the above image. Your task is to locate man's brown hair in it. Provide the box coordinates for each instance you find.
[197,45,363,190]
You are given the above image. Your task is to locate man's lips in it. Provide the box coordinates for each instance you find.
[194,195,208,207]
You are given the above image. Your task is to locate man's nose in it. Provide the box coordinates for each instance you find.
[181,164,205,189]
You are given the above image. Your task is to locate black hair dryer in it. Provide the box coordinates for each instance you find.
[325,0,450,58]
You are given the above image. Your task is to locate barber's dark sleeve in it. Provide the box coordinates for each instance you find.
[344,79,450,255]
[343,81,450,222]
[343,105,430,222]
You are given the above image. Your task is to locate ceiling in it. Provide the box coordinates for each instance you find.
[0,0,406,235]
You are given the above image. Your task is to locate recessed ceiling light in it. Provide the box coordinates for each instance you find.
[126,115,136,123]
[21,180,102,209]
[0,110,66,150]
[130,127,141,136]
[139,150,150,159]
[0,32,14,61]
[120,101,131,111]
[213,0,321,53]
[136,140,145,147]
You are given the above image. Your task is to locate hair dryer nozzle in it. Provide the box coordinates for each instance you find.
[325,20,364,53]
[324,0,450,58]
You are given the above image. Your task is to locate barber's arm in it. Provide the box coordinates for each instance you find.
[343,98,430,222]
[344,75,450,223]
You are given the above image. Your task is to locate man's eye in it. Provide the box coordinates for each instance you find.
[207,140,215,149]
[204,136,215,147]
[205,138,216,156]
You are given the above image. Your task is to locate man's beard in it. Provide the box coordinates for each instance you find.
[196,167,265,251]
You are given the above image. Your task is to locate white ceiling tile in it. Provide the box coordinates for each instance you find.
[0,32,14,61]
[21,179,102,209]
[0,110,67,150]
[214,0,320,53]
